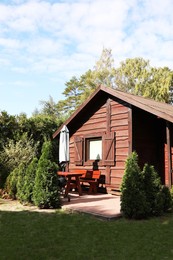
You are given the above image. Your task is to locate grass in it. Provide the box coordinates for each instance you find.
[1,208,173,260]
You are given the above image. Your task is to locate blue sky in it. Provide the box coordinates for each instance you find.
[0,0,173,117]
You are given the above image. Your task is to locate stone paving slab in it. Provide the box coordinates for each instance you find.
[62,193,121,220]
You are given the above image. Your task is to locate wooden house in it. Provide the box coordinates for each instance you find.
[53,85,173,194]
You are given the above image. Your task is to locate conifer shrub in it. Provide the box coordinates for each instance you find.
[170,185,173,201]
[120,152,148,219]
[19,158,38,204]
[0,163,8,189]
[141,164,164,216]
[5,163,26,200]
[16,163,27,202]
[33,141,60,209]
[161,185,172,212]
[121,152,173,219]
[5,168,18,199]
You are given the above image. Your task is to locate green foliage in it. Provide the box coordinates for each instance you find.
[0,111,18,150]
[161,185,172,212]
[19,158,38,204]
[0,111,61,188]
[39,96,60,120]
[0,161,8,189]
[5,162,27,201]
[39,140,54,162]
[28,114,62,159]
[114,58,173,103]
[142,164,164,216]
[57,48,115,116]
[121,152,172,219]
[120,152,148,219]
[5,168,19,199]
[16,163,27,202]
[170,185,173,200]
[55,53,173,119]
[33,141,60,209]
[0,133,38,172]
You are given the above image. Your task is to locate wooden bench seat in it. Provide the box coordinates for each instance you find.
[69,169,87,190]
[80,170,101,194]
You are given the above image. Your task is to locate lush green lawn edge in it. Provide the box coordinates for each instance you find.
[1,209,173,260]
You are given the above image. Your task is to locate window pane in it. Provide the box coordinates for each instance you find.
[89,139,102,160]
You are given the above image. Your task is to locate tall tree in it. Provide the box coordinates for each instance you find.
[93,48,115,88]
[57,48,115,116]
[46,51,173,120]
[39,96,60,120]
[114,58,173,103]
[57,76,83,117]
[0,111,18,149]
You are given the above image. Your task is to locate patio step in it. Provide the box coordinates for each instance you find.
[105,185,121,196]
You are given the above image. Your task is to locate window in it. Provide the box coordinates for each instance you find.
[74,132,115,166]
[86,137,102,161]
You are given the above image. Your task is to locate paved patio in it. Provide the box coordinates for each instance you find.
[61,193,122,220]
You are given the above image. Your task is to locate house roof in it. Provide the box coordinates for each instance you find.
[53,85,173,138]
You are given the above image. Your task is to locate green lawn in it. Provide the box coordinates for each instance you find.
[0,209,173,260]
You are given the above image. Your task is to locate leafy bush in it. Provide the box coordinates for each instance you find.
[0,133,38,187]
[120,152,148,219]
[33,141,60,209]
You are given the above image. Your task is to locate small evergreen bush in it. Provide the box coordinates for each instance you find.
[0,162,8,189]
[142,164,164,216]
[120,152,148,219]
[5,170,17,199]
[19,158,38,204]
[161,185,172,212]
[16,163,27,202]
[121,152,172,219]
[33,141,60,209]
[5,167,20,199]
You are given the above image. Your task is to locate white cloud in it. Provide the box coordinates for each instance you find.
[1,0,173,115]
[0,0,173,71]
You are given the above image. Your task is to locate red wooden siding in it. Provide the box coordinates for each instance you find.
[68,97,130,191]
[109,99,130,190]
[69,102,107,171]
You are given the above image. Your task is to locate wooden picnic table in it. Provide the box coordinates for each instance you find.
[57,171,83,196]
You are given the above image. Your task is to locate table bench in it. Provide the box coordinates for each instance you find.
[57,171,84,197]
[80,170,101,194]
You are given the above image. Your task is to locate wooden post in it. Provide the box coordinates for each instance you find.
[166,121,172,188]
